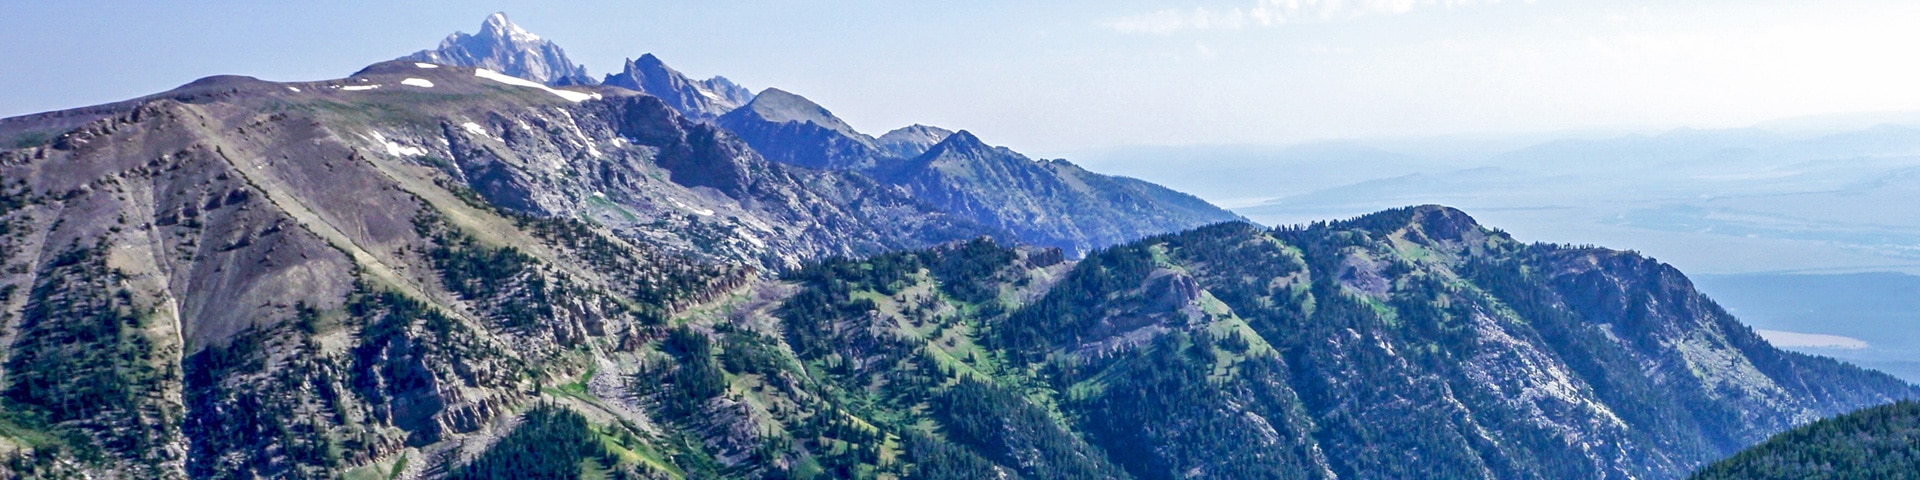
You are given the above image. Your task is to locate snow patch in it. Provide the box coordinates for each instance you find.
[488,12,542,42]
[370,132,426,157]
[461,122,491,137]
[286,86,301,93]
[341,85,381,91]
[555,110,601,158]
[668,199,715,217]
[401,78,435,88]
[414,62,439,69]
[1756,329,1869,349]
[474,69,599,102]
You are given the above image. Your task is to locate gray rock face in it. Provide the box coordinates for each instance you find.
[0,64,996,477]
[710,85,1241,255]
[401,12,594,86]
[716,88,886,170]
[876,130,1242,256]
[601,53,752,121]
[876,124,954,158]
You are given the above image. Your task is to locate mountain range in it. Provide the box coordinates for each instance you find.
[0,12,1911,480]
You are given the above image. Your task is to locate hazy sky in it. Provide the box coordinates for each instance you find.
[5,1,1920,153]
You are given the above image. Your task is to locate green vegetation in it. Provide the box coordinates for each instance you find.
[416,213,555,329]
[1074,332,1317,480]
[2,240,176,469]
[434,179,749,322]
[6,138,1911,480]
[184,308,353,479]
[446,404,636,480]
[935,377,1128,479]
[993,241,1157,362]
[660,327,727,417]
[347,283,520,447]
[1691,400,1920,480]
[7,131,54,149]
[737,208,1917,479]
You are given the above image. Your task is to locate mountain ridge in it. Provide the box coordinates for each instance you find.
[876,124,955,158]
[349,13,1244,256]
[715,87,886,170]
[0,12,1912,480]
[600,53,752,121]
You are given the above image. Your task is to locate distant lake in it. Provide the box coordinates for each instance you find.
[1694,272,1920,383]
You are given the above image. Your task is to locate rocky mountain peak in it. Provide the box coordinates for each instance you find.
[715,87,885,170]
[601,53,752,120]
[1407,204,1483,240]
[401,12,594,86]
[920,129,1005,160]
[633,52,669,70]
[876,124,955,158]
[738,88,859,134]
[1340,204,1488,243]
[478,12,539,42]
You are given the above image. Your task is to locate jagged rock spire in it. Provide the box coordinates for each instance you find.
[400,12,594,86]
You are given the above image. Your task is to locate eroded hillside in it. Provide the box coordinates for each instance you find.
[0,56,1910,480]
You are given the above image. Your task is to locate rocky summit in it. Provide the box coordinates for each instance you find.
[0,12,1912,480]
[601,54,753,122]
[402,13,597,86]
[876,124,956,159]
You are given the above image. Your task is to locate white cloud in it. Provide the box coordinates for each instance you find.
[1103,0,1533,35]
[1195,41,1219,58]
[1754,329,1869,350]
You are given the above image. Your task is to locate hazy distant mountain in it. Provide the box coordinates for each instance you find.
[716,87,885,170]
[601,53,752,121]
[712,87,1241,254]
[877,130,1242,255]
[1069,142,1448,205]
[1695,272,1920,383]
[875,123,954,158]
[401,12,595,86]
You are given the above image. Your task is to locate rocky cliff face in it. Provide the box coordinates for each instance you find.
[715,88,886,171]
[0,62,996,478]
[395,13,1243,258]
[401,13,596,86]
[715,87,1244,255]
[875,124,955,159]
[600,54,753,121]
[877,130,1243,256]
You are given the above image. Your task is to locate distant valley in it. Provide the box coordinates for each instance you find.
[1073,124,1920,276]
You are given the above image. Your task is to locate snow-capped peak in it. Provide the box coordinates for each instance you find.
[400,12,591,86]
[481,12,541,42]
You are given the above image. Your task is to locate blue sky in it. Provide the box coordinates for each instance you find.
[5,1,1920,153]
